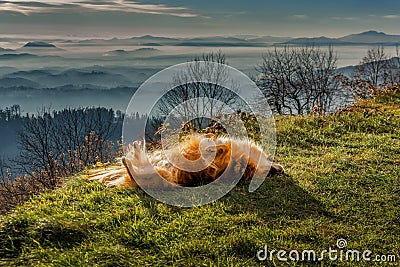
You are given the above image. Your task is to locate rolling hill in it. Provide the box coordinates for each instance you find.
[1,90,399,266]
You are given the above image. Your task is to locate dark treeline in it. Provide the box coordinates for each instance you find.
[0,105,26,160]
[0,106,146,212]
[0,106,149,164]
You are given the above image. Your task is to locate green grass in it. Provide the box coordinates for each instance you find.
[1,92,400,266]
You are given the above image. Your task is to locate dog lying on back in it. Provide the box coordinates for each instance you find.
[87,133,284,189]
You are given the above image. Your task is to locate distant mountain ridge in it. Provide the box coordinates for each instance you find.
[338,30,400,43]
[0,66,162,90]
[75,35,291,47]
[0,47,14,53]
[23,41,56,48]
[69,31,400,47]
[282,30,400,45]
[3,69,134,88]
[103,48,161,57]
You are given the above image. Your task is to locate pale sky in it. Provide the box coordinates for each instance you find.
[0,0,400,38]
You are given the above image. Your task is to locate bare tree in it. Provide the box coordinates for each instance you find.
[0,107,123,213]
[14,107,119,191]
[154,51,240,129]
[357,46,389,87]
[256,45,342,115]
[0,160,38,213]
[385,57,400,86]
[0,160,18,213]
[347,46,400,99]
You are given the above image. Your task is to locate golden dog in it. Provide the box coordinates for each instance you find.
[88,133,284,188]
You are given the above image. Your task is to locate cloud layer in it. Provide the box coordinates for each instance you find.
[0,0,200,18]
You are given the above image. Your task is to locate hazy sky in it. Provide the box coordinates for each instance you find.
[1,0,400,38]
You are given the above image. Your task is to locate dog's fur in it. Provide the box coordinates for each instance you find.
[87,133,284,188]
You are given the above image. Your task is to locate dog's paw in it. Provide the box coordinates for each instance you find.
[125,140,144,164]
[268,163,285,176]
[124,140,155,176]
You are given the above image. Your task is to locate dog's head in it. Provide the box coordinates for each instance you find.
[178,134,231,178]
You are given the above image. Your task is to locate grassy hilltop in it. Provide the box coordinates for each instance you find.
[1,91,399,266]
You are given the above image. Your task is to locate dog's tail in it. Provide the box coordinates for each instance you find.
[86,158,138,188]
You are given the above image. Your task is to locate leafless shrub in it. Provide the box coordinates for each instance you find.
[0,107,121,213]
[256,45,343,115]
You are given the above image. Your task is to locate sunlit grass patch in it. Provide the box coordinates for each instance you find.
[1,91,399,266]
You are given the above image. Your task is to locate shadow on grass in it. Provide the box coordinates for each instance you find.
[223,173,334,220]
[130,173,334,265]
[0,219,87,258]
[136,172,333,221]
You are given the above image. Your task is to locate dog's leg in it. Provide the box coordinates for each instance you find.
[248,144,285,177]
[87,160,138,188]
[97,140,149,188]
